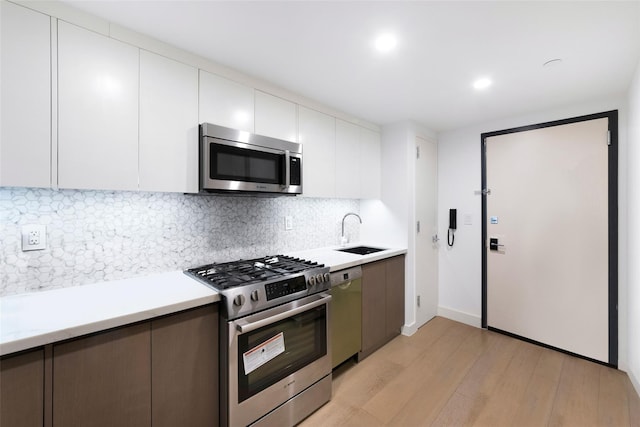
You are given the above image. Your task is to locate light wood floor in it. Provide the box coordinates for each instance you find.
[301,317,640,427]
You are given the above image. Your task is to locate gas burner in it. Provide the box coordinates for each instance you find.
[187,255,321,290]
[184,255,330,319]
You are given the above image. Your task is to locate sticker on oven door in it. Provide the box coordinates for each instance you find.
[243,332,286,375]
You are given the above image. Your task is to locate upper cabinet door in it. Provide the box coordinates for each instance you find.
[335,119,361,198]
[139,51,198,193]
[1,1,51,188]
[359,127,381,199]
[255,91,297,142]
[58,22,139,191]
[298,106,335,198]
[199,71,254,133]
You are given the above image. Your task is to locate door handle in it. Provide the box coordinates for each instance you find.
[283,150,290,189]
[489,238,505,251]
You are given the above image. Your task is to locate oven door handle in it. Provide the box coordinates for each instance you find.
[235,293,331,334]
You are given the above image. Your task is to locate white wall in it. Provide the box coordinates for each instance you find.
[361,121,437,334]
[626,58,640,393]
[437,95,629,370]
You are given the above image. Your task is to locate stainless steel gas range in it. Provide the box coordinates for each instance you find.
[185,255,332,427]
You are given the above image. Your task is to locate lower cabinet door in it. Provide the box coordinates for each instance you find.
[52,323,151,427]
[151,305,219,427]
[385,256,405,340]
[360,255,406,360]
[0,349,44,427]
[361,260,387,357]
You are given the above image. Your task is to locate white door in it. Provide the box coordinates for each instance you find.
[484,115,615,364]
[415,136,438,326]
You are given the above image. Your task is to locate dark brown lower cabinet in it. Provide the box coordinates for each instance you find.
[0,349,44,427]
[53,322,152,427]
[0,303,219,427]
[151,304,218,427]
[360,259,387,358]
[385,255,406,340]
[359,255,405,360]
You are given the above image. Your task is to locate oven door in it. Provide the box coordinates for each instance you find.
[226,293,331,426]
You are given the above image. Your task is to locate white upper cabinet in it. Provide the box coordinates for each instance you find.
[334,119,381,199]
[57,21,139,191]
[0,1,51,188]
[0,2,382,196]
[359,127,381,199]
[298,107,335,198]
[199,71,254,133]
[335,119,361,198]
[255,91,297,142]
[139,51,198,193]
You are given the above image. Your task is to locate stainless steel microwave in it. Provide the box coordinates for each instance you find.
[200,123,302,195]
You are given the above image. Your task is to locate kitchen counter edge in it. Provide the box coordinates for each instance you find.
[287,245,407,272]
[0,271,220,357]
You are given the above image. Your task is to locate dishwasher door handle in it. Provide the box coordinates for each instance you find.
[337,281,352,290]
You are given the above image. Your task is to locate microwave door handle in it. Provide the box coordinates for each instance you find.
[283,150,290,189]
[235,293,331,334]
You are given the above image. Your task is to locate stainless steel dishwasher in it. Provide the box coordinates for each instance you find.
[330,266,362,368]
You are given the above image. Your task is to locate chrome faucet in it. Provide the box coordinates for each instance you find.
[341,212,362,241]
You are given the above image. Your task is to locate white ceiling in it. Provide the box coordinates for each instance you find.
[62,0,640,132]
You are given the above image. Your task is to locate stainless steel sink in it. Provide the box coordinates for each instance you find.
[336,246,386,256]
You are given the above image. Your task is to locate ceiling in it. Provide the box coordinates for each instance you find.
[62,1,640,132]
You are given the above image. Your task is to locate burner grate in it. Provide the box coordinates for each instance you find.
[186,255,322,290]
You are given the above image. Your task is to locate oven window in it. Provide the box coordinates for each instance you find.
[237,305,327,403]
[211,143,283,184]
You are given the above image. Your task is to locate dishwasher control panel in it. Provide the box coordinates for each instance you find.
[330,266,362,287]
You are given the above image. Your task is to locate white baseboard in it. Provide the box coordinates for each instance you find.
[401,321,418,336]
[630,368,640,400]
[437,306,482,328]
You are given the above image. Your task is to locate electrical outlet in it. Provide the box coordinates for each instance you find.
[285,216,293,231]
[21,225,46,251]
[29,230,40,245]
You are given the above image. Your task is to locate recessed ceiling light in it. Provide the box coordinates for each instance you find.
[473,77,492,90]
[374,33,397,53]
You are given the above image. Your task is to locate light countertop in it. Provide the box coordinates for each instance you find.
[0,271,219,356]
[287,244,407,272]
[1,244,405,357]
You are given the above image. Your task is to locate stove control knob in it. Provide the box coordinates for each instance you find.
[250,290,259,302]
[233,294,246,307]
[324,273,331,283]
[316,274,324,283]
[308,276,316,287]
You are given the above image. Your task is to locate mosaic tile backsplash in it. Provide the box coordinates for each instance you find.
[0,188,359,296]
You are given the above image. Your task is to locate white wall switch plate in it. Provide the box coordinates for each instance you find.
[21,224,46,251]
[285,216,293,231]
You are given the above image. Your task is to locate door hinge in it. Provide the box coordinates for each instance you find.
[417,221,421,233]
[416,146,420,159]
[607,130,611,146]
[417,295,421,307]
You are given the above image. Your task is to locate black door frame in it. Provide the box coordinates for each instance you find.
[480,110,618,367]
